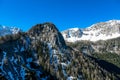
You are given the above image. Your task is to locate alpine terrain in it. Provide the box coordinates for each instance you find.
[0,22,120,80]
[62,20,120,80]
[0,25,21,36]
[62,20,120,42]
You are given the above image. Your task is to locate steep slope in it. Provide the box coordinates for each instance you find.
[62,20,120,42]
[0,23,118,80]
[0,25,21,36]
[0,23,75,80]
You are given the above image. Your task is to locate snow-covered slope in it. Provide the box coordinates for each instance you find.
[0,25,21,36]
[62,28,83,39]
[62,20,120,42]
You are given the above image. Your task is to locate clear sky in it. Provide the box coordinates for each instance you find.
[0,0,120,31]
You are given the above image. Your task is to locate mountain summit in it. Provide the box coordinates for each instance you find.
[62,20,120,42]
[28,22,66,49]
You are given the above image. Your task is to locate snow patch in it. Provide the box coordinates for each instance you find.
[26,58,32,63]
[67,76,76,80]
[47,43,53,64]
[20,47,24,52]
[8,72,14,80]
[20,67,25,80]
[69,28,79,31]
[0,51,7,74]
[14,48,18,52]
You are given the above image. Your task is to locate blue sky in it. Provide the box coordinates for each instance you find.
[0,0,120,31]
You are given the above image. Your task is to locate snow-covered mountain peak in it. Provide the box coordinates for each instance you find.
[68,27,80,31]
[61,27,83,42]
[86,20,120,30]
[0,25,6,29]
[107,20,120,23]
[0,25,21,36]
[62,20,120,42]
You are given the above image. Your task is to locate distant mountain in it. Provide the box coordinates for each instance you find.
[0,23,118,80]
[62,20,120,42]
[64,20,120,77]
[0,25,21,36]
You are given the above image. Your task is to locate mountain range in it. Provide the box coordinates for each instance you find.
[62,20,120,42]
[0,25,21,36]
[0,21,120,80]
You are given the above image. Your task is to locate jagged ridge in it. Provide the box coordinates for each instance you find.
[0,25,21,36]
[62,20,120,42]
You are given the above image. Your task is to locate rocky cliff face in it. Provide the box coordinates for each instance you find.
[28,23,66,49]
[0,23,119,80]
